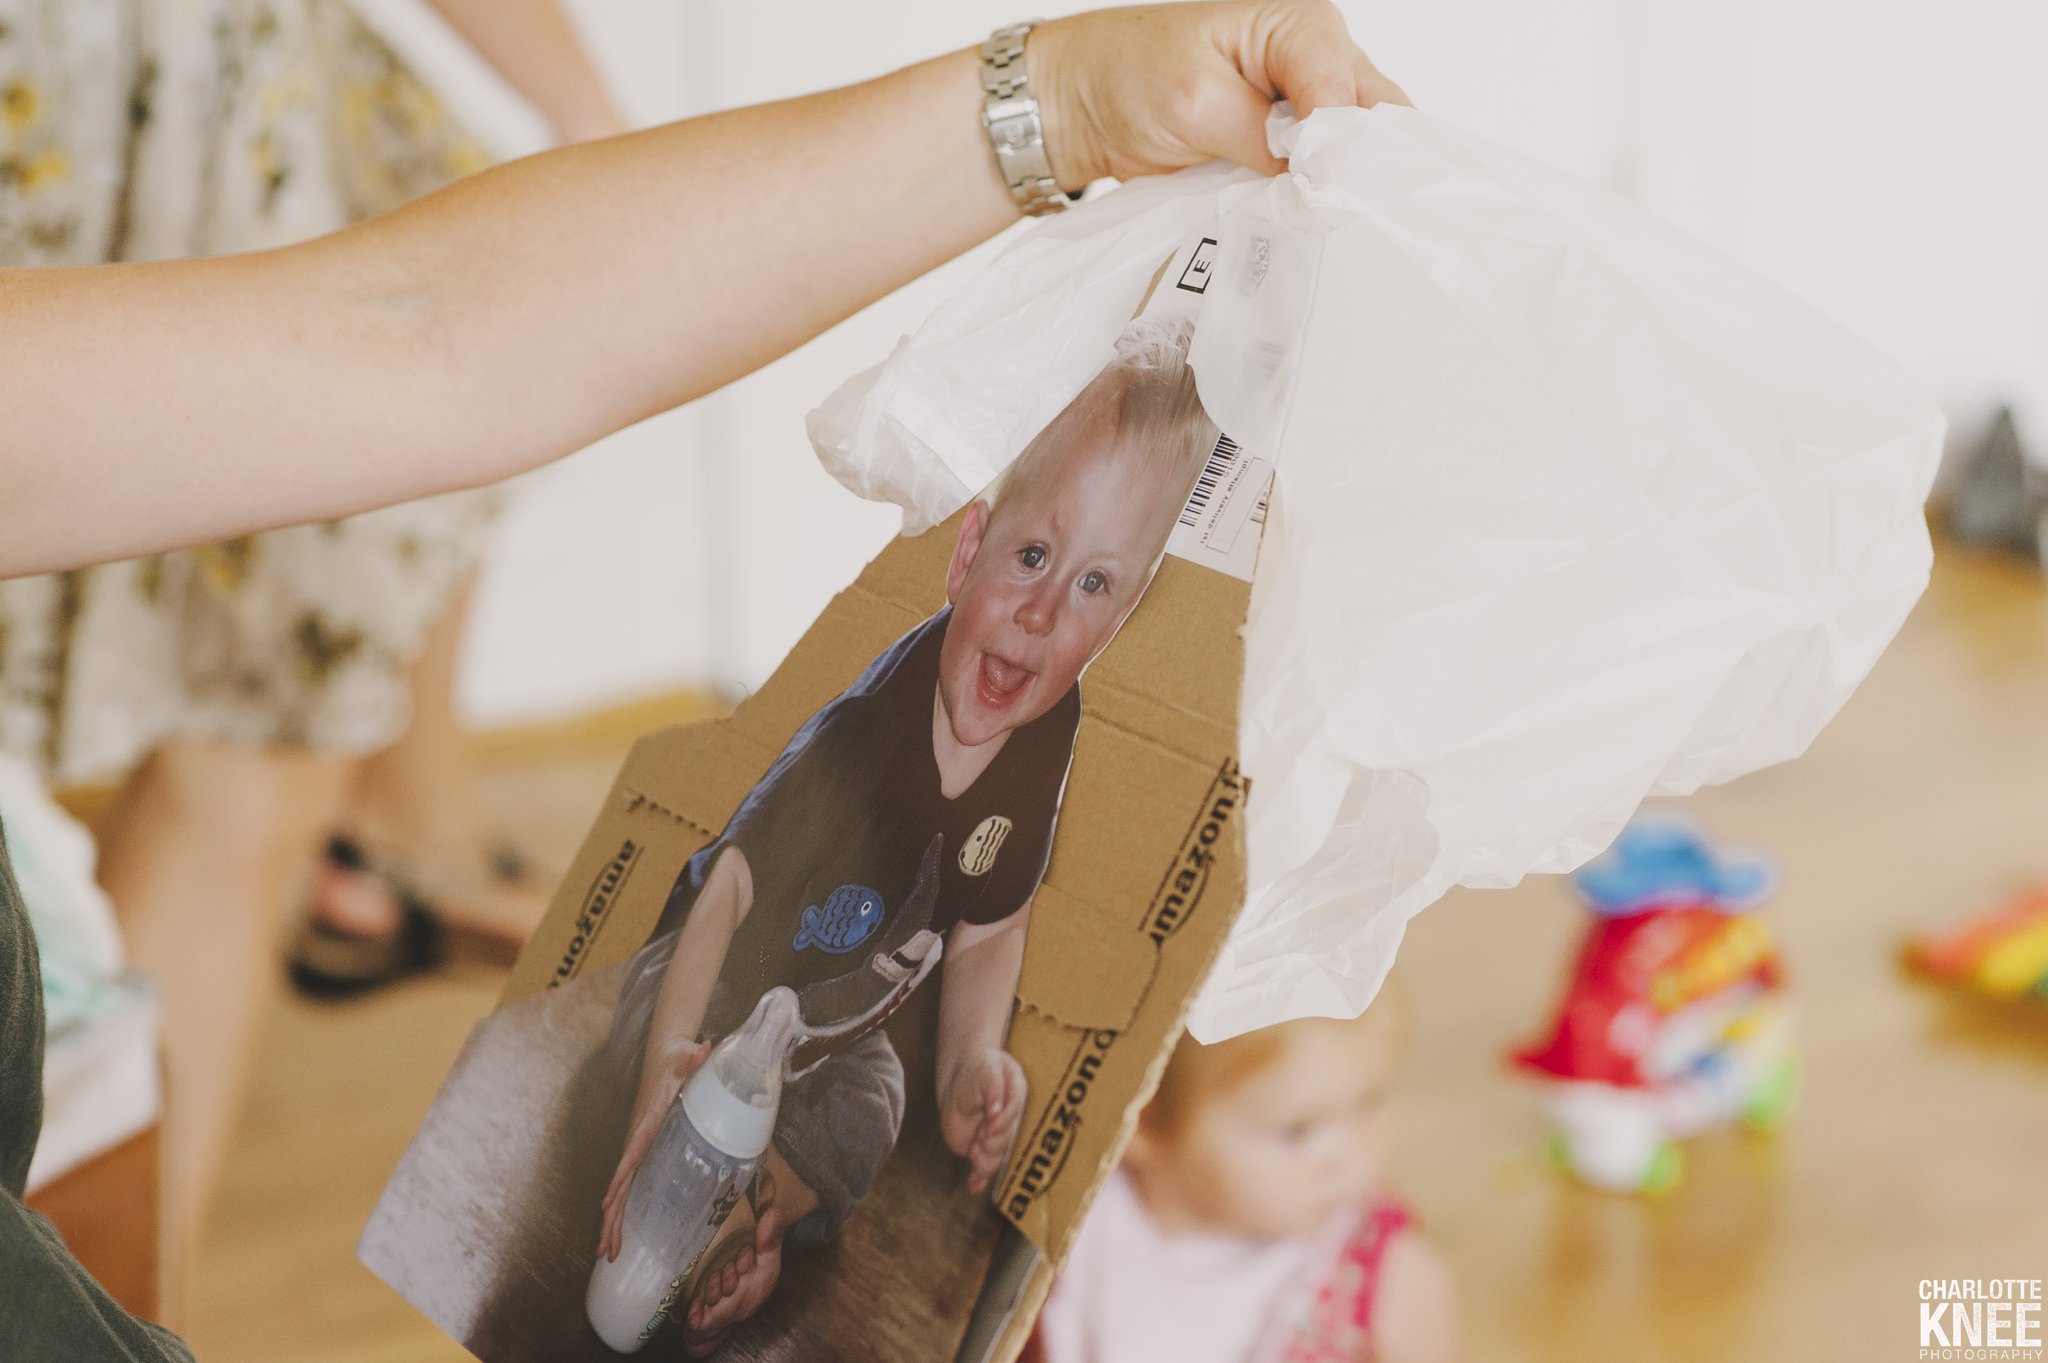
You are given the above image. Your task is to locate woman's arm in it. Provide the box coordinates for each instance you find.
[0,49,1006,575]
[0,2,1403,576]
[422,0,625,140]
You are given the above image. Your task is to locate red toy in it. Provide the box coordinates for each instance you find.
[1512,820,1796,1193]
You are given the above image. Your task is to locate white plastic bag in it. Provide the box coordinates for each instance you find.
[808,105,1942,1041]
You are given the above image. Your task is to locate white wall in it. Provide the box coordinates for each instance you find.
[1625,1,2048,439]
[631,0,1058,694]
[360,0,727,724]
[448,0,2048,725]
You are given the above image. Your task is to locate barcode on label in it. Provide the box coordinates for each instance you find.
[1179,434,1242,528]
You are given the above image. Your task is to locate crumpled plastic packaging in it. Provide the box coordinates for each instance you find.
[0,755,126,1037]
[808,105,1942,1041]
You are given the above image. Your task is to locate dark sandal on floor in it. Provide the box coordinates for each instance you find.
[288,837,450,1000]
[288,834,530,999]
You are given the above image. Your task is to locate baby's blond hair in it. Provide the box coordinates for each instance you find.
[989,314,1220,547]
[1142,982,1409,1140]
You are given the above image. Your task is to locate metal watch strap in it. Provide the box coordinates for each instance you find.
[980,22,1066,217]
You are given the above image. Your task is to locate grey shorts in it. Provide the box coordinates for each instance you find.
[773,1029,904,1244]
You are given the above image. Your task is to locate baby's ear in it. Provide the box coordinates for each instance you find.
[946,501,992,605]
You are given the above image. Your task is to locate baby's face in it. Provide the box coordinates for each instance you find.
[1138,1022,1398,1243]
[939,426,1181,749]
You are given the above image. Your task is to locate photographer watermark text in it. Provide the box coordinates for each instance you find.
[1921,1279,2043,1360]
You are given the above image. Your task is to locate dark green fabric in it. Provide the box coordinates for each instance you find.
[1,818,196,1362]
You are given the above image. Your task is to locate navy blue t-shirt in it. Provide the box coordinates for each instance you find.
[637,608,1080,1041]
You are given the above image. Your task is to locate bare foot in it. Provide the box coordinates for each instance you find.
[305,841,550,958]
[309,853,406,938]
[683,1205,787,1357]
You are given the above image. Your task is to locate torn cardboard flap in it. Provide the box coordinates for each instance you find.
[496,746,706,1008]
[502,512,1251,1277]
[1067,563,1248,764]
[1010,714,1243,1033]
[624,725,769,835]
[378,291,1260,1363]
[1010,881,1154,1032]
[996,742,1249,1260]
[732,579,931,758]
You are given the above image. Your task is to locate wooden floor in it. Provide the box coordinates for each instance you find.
[185,546,2048,1363]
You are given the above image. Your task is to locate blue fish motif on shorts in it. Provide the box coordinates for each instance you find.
[793,884,886,954]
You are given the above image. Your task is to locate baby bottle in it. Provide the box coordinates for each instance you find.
[586,986,801,1353]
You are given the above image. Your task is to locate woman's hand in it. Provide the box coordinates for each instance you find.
[1033,1,1409,188]
[598,1034,712,1263]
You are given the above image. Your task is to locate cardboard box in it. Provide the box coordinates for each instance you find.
[363,262,1263,1363]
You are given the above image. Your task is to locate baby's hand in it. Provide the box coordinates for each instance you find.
[598,1034,711,1263]
[940,1047,1026,1196]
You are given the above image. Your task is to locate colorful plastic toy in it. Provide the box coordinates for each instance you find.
[1906,887,2048,1002]
[1511,819,1796,1194]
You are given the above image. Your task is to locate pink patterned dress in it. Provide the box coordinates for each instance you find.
[0,0,500,782]
[1034,1169,1415,1363]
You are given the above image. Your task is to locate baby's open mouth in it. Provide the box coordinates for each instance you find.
[977,653,1034,706]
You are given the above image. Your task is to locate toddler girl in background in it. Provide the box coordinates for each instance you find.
[1033,989,1459,1363]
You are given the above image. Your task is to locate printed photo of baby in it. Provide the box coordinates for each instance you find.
[594,312,1222,1352]
[358,310,1227,1363]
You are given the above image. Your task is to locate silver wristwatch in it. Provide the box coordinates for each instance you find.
[980,22,1067,217]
